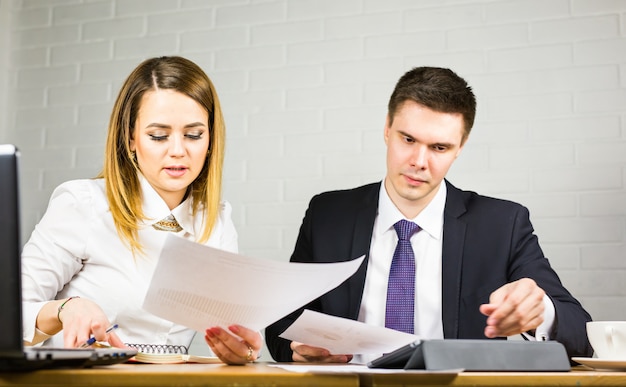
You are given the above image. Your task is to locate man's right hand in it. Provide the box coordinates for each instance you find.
[290,341,353,363]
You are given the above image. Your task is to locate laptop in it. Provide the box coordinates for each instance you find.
[0,144,137,371]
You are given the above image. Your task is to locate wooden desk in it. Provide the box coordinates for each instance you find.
[0,363,358,387]
[1,363,625,387]
[360,367,626,387]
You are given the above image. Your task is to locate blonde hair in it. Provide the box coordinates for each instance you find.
[98,56,225,254]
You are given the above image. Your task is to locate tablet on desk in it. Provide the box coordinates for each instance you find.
[367,339,571,371]
[367,341,421,369]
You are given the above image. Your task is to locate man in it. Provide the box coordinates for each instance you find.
[265,67,593,363]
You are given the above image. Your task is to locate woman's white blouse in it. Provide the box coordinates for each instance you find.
[21,177,238,348]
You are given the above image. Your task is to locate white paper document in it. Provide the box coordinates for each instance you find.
[143,234,365,332]
[279,309,418,355]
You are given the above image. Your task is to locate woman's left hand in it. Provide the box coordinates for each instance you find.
[205,324,262,365]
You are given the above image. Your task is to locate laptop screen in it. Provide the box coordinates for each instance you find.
[0,144,24,357]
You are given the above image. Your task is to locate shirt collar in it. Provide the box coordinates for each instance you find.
[377,179,447,240]
[138,174,195,235]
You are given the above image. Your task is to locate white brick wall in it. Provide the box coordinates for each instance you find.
[2,0,626,327]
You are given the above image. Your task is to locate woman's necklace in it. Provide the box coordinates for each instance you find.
[152,214,183,232]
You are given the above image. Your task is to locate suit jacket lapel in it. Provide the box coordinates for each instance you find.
[442,180,468,338]
[347,182,380,318]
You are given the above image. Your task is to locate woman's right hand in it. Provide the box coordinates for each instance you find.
[39,297,126,349]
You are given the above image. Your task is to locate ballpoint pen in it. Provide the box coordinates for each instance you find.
[80,324,119,348]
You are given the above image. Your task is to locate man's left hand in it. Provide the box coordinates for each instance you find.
[479,278,545,338]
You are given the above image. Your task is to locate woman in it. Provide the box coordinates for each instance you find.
[21,56,262,365]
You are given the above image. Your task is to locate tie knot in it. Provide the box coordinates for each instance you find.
[393,220,419,241]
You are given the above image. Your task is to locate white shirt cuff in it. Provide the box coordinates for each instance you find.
[522,294,555,341]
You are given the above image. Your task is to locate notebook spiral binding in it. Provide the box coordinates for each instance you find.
[125,344,189,354]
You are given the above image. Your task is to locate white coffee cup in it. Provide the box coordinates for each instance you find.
[587,321,626,359]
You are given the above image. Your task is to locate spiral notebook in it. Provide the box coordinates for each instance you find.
[125,344,219,364]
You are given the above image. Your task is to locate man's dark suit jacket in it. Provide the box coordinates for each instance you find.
[265,180,593,362]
